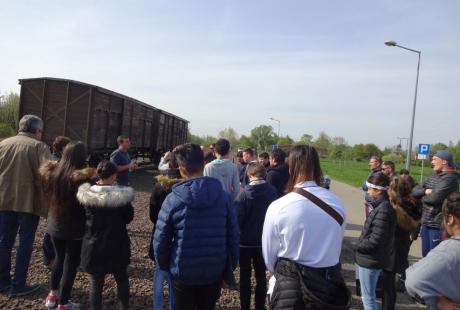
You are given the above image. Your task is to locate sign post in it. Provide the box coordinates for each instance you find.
[417,144,430,183]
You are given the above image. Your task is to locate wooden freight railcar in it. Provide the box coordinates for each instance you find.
[18,77,188,164]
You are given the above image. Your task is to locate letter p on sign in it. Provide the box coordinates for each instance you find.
[418,144,430,155]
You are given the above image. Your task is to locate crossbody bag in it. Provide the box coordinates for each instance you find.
[292,188,344,225]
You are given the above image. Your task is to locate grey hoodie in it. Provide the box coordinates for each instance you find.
[204,159,240,200]
[405,238,460,309]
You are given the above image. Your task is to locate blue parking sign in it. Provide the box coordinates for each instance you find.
[418,144,430,155]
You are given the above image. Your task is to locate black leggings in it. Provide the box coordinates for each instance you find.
[382,270,396,310]
[90,270,130,310]
[50,237,82,305]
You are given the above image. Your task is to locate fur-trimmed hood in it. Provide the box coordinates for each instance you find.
[391,202,421,232]
[39,160,96,184]
[389,185,421,232]
[155,175,182,191]
[39,161,59,184]
[77,183,134,208]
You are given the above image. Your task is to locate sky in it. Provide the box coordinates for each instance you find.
[1,0,459,148]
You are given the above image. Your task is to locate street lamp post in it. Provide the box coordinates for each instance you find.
[385,40,421,171]
[269,117,281,145]
[397,136,409,163]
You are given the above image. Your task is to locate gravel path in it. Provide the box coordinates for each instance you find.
[0,170,425,309]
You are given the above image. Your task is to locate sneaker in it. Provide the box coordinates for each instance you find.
[45,292,58,308]
[9,283,40,297]
[57,301,80,310]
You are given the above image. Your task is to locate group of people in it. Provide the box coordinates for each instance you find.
[151,140,350,310]
[151,139,292,310]
[0,115,136,310]
[356,155,459,310]
[0,114,459,310]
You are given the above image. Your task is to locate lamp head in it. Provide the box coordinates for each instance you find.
[385,40,397,47]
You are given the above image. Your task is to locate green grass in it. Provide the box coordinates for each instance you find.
[320,158,433,188]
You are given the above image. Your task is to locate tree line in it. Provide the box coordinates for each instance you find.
[188,126,460,165]
[1,90,459,165]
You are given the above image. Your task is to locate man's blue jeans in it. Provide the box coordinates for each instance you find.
[153,265,175,310]
[0,211,39,290]
[420,225,441,257]
[358,266,381,310]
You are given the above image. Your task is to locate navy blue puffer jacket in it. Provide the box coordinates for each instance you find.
[153,176,239,285]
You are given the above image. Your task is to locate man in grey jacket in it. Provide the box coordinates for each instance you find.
[204,139,240,200]
[412,150,459,256]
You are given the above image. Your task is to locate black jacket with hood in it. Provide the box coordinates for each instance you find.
[77,183,134,274]
[235,180,278,247]
[355,195,396,270]
[266,163,289,197]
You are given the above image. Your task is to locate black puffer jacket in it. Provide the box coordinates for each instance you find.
[267,163,290,197]
[355,195,396,270]
[271,259,350,310]
[412,172,459,228]
[77,183,134,274]
[362,168,383,204]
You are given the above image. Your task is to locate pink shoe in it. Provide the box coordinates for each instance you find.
[45,292,57,308]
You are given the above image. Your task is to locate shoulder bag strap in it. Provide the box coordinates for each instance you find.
[293,188,344,226]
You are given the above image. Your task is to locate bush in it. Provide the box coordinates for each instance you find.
[0,92,19,130]
[0,123,15,139]
[382,153,404,164]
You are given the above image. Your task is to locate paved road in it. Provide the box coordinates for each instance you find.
[330,179,422,261]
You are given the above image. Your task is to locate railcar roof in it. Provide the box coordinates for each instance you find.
[19,77,188,123]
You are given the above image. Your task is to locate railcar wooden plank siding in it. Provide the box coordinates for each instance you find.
[18,77,188,163]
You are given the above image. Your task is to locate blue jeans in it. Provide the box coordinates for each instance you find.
[358,266,381,310]
[153,266,175,310]
[420,225,441,257]
[0,211,39,290]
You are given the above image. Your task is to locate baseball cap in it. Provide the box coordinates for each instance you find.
[433,150,457,170]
